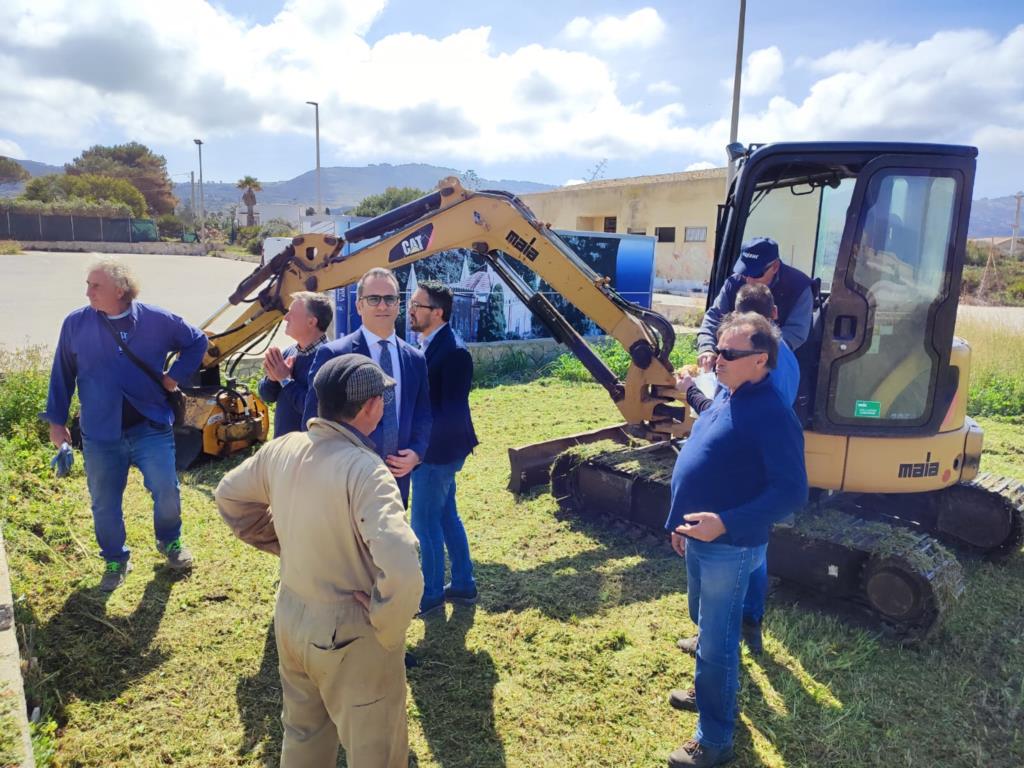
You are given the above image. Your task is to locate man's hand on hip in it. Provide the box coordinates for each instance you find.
[670,531,687,557]
[385,449,420,478]
[48,423,72,449]
[681,512,727,542]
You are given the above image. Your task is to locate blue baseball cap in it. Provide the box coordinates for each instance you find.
[733,237,780,278]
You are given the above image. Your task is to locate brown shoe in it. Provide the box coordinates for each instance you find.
[667,739,735,767]
[668,687,697,712]
[676,634,698,655]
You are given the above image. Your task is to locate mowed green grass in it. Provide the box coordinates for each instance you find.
[3,380,1024,767]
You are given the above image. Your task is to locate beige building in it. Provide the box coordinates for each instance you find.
[520,167,728,293]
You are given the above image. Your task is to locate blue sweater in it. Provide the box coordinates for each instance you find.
[258,343,319,437]
[43,302,208,441]
[666,375,807,547]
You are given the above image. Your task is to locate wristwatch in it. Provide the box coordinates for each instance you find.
[280,377,294,387]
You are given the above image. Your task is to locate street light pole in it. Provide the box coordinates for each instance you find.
[1011,191,1023,261]
[193,138,205,234]
[727,0,747,188]
[306,101,322,214]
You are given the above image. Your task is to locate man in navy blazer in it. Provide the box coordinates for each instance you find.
[407,280,479,615]
[303,268,431,506]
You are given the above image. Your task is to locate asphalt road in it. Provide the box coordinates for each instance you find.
[0,250,289,352]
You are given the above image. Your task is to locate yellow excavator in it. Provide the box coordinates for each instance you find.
[176,141,1022,638]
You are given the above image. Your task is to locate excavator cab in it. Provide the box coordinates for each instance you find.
[713,143,975,438]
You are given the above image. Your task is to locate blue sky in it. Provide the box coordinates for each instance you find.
[0,1,1021,197]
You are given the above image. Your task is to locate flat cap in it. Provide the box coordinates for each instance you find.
[312,353,395,409]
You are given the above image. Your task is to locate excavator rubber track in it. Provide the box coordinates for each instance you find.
[550,440,966,641]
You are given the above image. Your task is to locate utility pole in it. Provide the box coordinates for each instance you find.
[193,139,205,234]
[1011,190,1023,261]
[727,0,747,188]
[306,101,322,214]
[189,171,196,222]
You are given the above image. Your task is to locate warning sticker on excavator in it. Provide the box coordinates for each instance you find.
[855,400,882,418]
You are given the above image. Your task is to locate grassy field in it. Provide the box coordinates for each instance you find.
[2,366,1023,767]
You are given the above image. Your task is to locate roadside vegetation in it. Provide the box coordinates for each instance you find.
[1,326,1022,766]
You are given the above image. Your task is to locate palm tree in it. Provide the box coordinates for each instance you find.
[236,175,262,227]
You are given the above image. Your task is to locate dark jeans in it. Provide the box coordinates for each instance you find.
[686,538,767,749]
[82,421,182,563]
[410,458,475,608]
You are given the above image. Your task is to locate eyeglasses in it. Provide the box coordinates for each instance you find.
[714,346,765,362]
[408,301,440,312]
[359,294,400,307]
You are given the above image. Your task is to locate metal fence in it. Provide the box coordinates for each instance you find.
[0,211,159,243]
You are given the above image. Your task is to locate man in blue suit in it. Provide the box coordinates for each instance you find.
[407,280,480,615]
[304,268,431,506]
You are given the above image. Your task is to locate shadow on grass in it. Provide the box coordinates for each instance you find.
[34,566,183,718]
[408,605,505,768]
[235,623,282,766]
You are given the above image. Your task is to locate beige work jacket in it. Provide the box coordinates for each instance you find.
[215,417,423,650]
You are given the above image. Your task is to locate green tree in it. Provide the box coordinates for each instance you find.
[22,173,147,217]
[460,169,481,190]
[66,142,177,215]
[477,282,507,341]
[0,156,29,185]
[237,175,262,227]
[352,186,426,217]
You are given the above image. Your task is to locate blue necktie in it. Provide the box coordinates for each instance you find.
[377,339,399,457]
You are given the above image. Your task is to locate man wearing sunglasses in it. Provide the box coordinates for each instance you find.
[304,268,431,506]
[696,237,812,373]
[663,313,807,768]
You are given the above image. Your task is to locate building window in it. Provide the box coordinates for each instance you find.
[684,226,707,242]
[655,226,676,243]
[627,227,646,235]
[603,216,617,233]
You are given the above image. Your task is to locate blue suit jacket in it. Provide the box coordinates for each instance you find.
[423,324,478,465]
[303,330,432,503]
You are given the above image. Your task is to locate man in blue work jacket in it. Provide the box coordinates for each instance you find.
[43,260,208,592]
[406,280,479,616]
[664,312,807,768]
[303,267,431,507]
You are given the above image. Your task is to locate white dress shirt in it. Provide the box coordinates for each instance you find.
[360,325,402,422]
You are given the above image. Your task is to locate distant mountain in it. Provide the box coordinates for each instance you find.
[15,159,64,177]
[968,195,1022,238]
[172,163,555,212]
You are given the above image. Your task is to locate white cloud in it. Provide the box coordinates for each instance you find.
[684,161,716,171]
[647,80,681,96]
[561,8,665,51]
[0,138,25,158]
[744,47,784,96]
[563,178,586,186]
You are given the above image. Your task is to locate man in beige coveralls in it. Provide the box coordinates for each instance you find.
[216,353,423,767]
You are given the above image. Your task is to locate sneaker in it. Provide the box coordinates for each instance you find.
[99,560,132,592]
[668,687,697,712]
[668,739,735,767]
[443,583,479,605]
[676,634,698,656]
[157,538,193,570]
[417,595,445,618]
[742,619,763,656]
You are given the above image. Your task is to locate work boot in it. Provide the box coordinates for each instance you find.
[742,618,763,656]
[676,634,698,656]
[668,687,697,712]
[443,583,479,606]
[99,560,132,592]
[157,538,193,570]
[667,739,735,767]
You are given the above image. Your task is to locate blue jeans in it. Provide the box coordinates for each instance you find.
[81,421,182,563]
[686,538,767,749]
[410,458,475,607]
[743,558,768,623]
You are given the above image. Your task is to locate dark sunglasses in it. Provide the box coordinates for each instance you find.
[360,294,400,307]
[714,346,765,362]
[408,300,440,312]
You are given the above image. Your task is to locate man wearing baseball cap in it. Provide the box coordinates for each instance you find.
[216,353,423,768]
[696,237,813,371]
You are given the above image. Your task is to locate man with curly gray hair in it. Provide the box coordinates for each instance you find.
[42,259,208,591]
